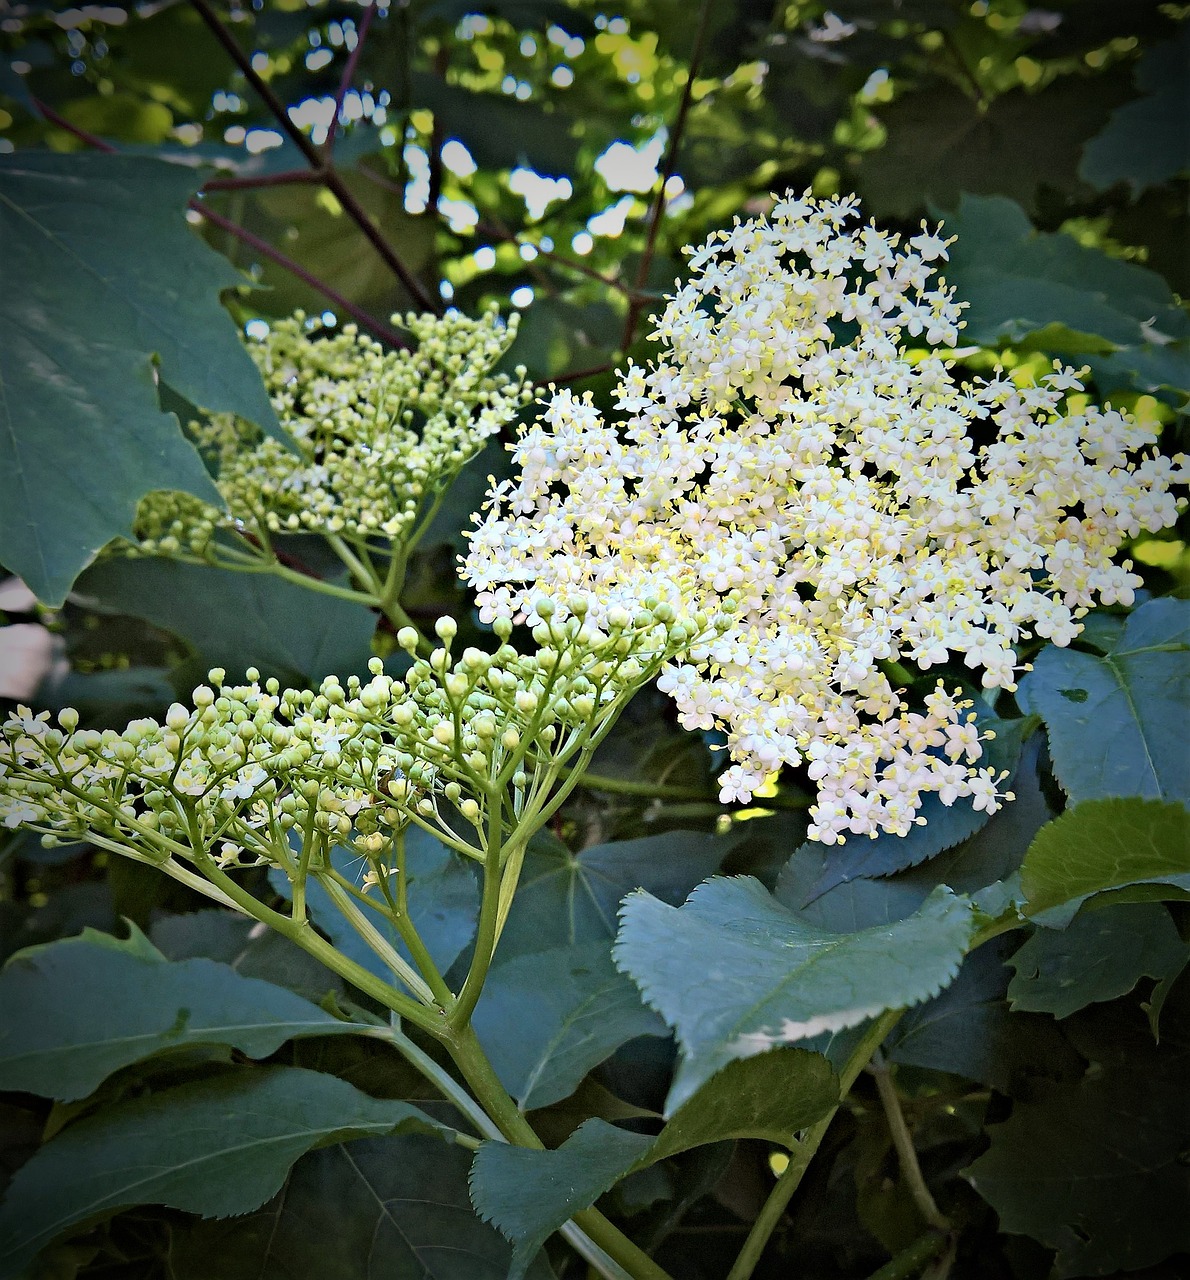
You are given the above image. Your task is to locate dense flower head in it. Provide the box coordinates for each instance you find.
[0,602,706,885]
[462,192,1188,843]
[134,307,531,559]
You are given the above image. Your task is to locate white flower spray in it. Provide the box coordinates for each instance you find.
[462,193,1188,843]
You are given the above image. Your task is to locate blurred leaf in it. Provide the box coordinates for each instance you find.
[413,74,579,176]
[0,1068,447,1280]
[1007,901,1186,1018]
[169,1132,551,1280]
[858,73,1129,217]
[1020,798,1190,925]
[0,925,358,1102]
[615,878,975,1105]
[498,829,737,959]
[0,152,279,604]
[943,195,1190,384]
[236,173,435,318]
[472,940,665,1110]
[60,93,172,145]
[471,1119,653,1280]
[75,557,378,684]
[966,988,1190,1276]
[1019,598,1190,805]
[1081,26,1190,194]
[270,834,478,984]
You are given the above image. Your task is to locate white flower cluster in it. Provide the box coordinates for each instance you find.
[0,603,706,887]
[462,193,1188,843]
[134,308,530,560]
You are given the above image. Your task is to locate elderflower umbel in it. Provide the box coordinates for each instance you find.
[0,603,708,892]
[133,308,530,561]
[462,193,1188,844]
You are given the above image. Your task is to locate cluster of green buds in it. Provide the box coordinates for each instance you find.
[130,308,531,595]
[0,601,716,915]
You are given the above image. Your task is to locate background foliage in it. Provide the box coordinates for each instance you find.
[0,1,1188,1278]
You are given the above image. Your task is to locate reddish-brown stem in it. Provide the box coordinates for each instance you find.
[191,202,410,349]
[324,0,377,158]
[31,95,116,152]
[552,360,615,385]
[620,0,713,353]
[189,0,325,168]
[474,218,632,294]
[29,91,408,350]
[189,0,441,314]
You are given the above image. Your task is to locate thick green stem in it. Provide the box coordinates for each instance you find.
[725,1010,904,1280]
[446,1025,674,1280]
[450,788,505,1028]
[870,1051,951,1234]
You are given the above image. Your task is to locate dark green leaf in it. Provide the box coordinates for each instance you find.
[413,74,579,176]
[0,926,357,1102]
[472,940,665,1110]
[966,990,1190,1275]
[944,195,1190,359]
[470,1119,653,1280]
[1081,28,1190,193]
[169,1133,552,1280]
[1019,598,1190,805]
[886,936,1084,1092]
[615,877,975,1105]
[76,557,378,684]
[859,74,1129,217]
[1020,797,1190,925]
[1007,902,1186,1017]
[498,829,737,960]
[652,1048,839,1159]
[0,152,279,605]
[0,1068,446,1279]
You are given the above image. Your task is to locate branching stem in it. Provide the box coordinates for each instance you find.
[870,1051,952,1234]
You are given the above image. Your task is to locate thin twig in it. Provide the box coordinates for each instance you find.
[191,202,410,348]
[324,0,377,157]
[475,218,631,293]
[620,0,714,352]
[189,0,441,313]
[189,0,324,167]
[870,1052,952,1235]
[551,360,616,386]
[30,95,116,152]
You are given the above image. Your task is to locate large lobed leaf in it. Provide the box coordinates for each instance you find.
[1019,597,1190,805]
[0,926,358,1102]
[0,1067,446,1279]
[0,152,280,605]
[615,876,976,1107]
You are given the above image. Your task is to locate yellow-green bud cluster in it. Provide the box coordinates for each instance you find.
[0,603,709,890]
[133,307,531,560]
